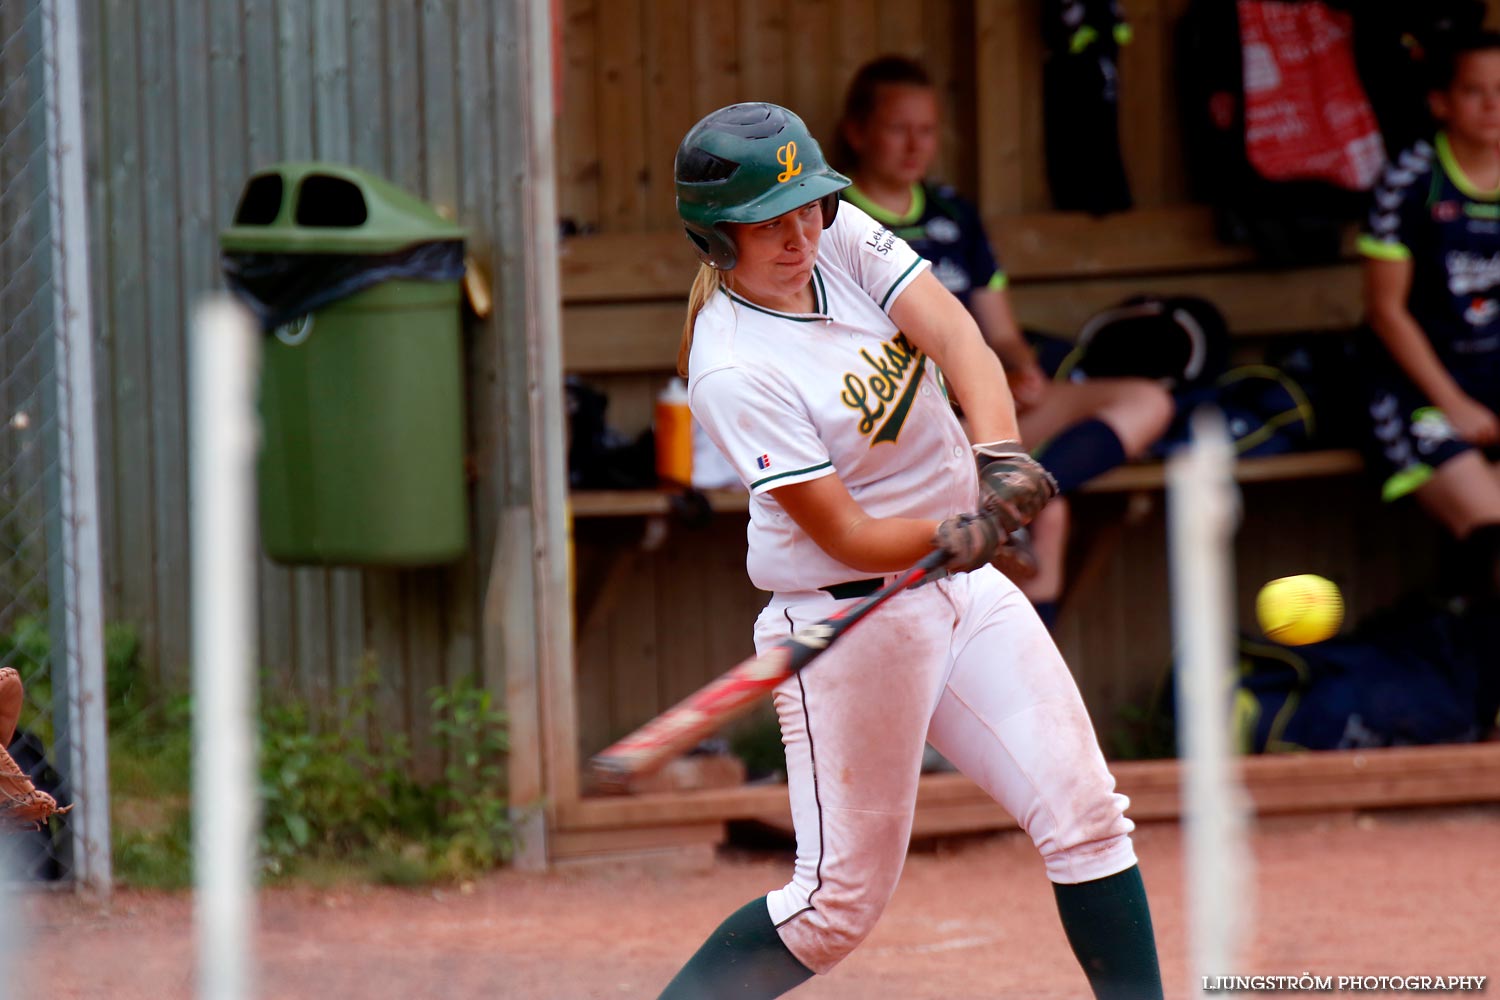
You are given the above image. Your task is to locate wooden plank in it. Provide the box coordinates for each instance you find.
[1077,449,1366,494]
[384,0,425,194]
[563,301,683,371]
[608,547,660,745]
[642,0,694,230]
[361,567,409,744]
[789,0,838,139]
[737,0,790,108]
[927,0,977,196]
[107,0,164,653]
[557,0,600,231]
[421,0,461,207]
[876,0,924,57]
[973,0,1022,216]
[550,820,726,860]
[1007,264,1365,338]
[258,561,298,679]
[207,2,248,233]
[1117,0,1166,207]
[562,264,1364,371]
[175,0,226,673]
[292,569,333,701]
[1157,0,1195,202]
[139,0,191,679]
[594,0,647,231]
[403,568,448,777]
[567,451,1367,519]
[347,0,388,175]
[276,0,315,157]
[557,744,1500,834]
[241,0,280,167]
[689,1,740,112]
[833,0,879,128]
[312,0,352,162]
[1015,0,1048,210]
[557,207,1327,304]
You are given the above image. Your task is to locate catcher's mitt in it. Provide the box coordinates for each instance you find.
[0,743,69,829]
[0,668,69,829]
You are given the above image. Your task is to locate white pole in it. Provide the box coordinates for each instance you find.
[1167,408,1254,994]
[191,298,261,1000]
[41,0,111,894]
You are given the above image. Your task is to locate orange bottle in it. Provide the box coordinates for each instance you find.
[654,377,694,486]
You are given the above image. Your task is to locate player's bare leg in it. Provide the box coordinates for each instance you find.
[1016,378,1172,629]
[1413,453,1500,602]
[1019,377,1174,457]
[1018,497,1069,628]
[1413,450,1500,537]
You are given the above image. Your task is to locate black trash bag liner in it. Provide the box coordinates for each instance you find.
[221,239,465,330]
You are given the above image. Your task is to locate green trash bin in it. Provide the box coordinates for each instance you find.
[221,162,470,566]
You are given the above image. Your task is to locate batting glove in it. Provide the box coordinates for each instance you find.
[972,440,1058,534]
[932,511,1007,574]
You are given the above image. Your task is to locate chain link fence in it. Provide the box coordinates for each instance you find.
[1,0,108,889]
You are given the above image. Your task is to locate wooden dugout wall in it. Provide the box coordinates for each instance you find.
[546,0,1500,863]
[558,0,1395,761]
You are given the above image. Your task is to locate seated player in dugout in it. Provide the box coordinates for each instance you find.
[833,56,1174,632]
[658,102,1163,999]
[1359,31,1500,605]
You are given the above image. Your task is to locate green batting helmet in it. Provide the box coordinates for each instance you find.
[674,103,850,269]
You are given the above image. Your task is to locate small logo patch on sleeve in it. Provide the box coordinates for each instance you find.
[756,454,772,470]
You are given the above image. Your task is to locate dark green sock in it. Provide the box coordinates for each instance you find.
[657,897,814,999]
[1053,865,1164,1000]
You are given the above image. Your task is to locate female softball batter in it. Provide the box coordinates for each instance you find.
[657,102,1162,999]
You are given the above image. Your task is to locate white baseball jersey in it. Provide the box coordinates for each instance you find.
[687,202,980,594]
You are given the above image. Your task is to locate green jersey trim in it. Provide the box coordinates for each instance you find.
[842,183,926,227]
[1356,234,1411,262]
[721,286,824,323]
[1435,131,1500,202]
[987,271,1009,291]
[879,258,925,311]
[751,460,834,491]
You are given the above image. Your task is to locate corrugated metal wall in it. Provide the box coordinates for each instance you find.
[79,1,533,762]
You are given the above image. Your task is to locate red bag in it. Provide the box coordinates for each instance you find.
[1238,1,1385,191]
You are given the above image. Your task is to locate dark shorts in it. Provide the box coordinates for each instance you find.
[1359,336,1500,501]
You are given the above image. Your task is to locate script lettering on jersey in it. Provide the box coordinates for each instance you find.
[840,332,929,444]
[1445,251,1500,296]
[863,226,897,257]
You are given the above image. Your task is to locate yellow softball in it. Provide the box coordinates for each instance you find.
[1256,574,1344,646]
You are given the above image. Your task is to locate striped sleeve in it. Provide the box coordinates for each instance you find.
[1359,140,1433,262]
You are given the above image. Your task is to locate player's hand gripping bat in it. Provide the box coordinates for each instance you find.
[588,548,950,793]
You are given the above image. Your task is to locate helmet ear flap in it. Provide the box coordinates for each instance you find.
[819,193,841,229]
[683,222,738,270]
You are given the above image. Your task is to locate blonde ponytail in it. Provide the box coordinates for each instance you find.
[679,263,724,377]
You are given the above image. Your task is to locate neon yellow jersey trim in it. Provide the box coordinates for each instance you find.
[1356,234,1412,262]
[1435,131,1500,202]
[842,183,926,227]
[1069,25,1099,54]
[987,271,1008,291]
[1382,463,1435,502]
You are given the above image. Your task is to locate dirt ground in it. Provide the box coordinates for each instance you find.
[19,805,1500,1000]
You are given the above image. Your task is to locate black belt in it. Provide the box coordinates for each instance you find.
[820,577,883,600]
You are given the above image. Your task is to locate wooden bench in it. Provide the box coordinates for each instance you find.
[570,450,1368,520]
